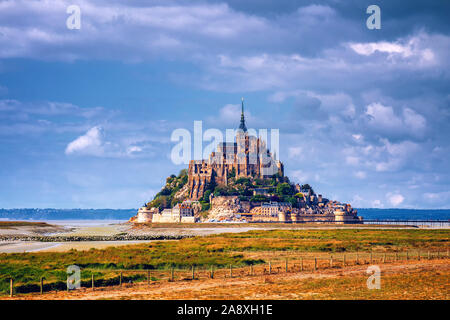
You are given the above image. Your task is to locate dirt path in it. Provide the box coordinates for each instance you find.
[4,259,448,300]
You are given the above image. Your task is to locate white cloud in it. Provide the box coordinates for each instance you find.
[365,103,426,138]
[290,170,309,183]
[126,145,143,155]
[346,156,359,166]
[387,193,404,207]
[65,126,103,155]
[288,146,302,159]
[371,199,383,208]
[354,171,366,179]
[349,35,436,65]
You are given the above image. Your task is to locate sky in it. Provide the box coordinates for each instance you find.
[0,0,449,209]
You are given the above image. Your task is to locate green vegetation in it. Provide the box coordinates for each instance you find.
[0,228,448,295]
[212,173,302,205]
[147,169,189,210]
[143,163,315,211]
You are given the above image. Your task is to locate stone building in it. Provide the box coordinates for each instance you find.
[152,202,196,223]
[133,201,196,223]
[188,99,284,200]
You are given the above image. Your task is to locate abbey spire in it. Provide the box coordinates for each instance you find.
[239,97,247,132]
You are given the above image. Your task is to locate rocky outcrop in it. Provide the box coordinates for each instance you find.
[208,196,243,220]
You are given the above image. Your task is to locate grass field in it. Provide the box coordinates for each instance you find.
[0,228,448,296]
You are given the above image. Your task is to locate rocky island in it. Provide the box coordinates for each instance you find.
[131,100,362,224]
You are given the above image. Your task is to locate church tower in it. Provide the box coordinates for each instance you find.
[236,98,249,177]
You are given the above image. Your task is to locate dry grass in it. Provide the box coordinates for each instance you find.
[4,259,448,300]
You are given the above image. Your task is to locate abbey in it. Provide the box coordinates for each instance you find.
[131,98,362,225]
[188,99,284,200]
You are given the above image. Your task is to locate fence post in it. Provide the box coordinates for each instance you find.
[330,255,333,268]
[343,254,346,267]
[40,277,44,295]
[437,251,440,259]
[370,252,373,264]
[314,257,317,271]
[210,266,214,279]
[447,249,449,258]
[147,270,151,285]
[395,252,398,261]
[285,258,288,273]
[170,268,174,282]
[192,265,195,280]
[418,251,420,261]
[250,265,253,276]
[428,251,430,260]
[120,271,123,286]
[406,251,409,261]
[10,278,13,298]
[91,274,94,290]
[356,252,359,264]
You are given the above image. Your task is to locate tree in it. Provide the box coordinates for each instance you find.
[276,183,293,196]
[202,190,212,203]
[251,195,269,202]
[227,167,236,180]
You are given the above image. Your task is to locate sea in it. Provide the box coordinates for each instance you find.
[0,208,449,227]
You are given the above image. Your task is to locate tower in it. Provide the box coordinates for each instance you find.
[239,97,247,132]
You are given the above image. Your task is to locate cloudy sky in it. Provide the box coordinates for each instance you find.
[0,0,449,209]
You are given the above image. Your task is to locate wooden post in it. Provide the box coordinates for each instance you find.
[229,264,233,278]
[395,252,398,261]
[147,270,150,285]
[428,251,430,260]
[9,278,13,298]
[370,252,373,264]
[120,271,123,286]
[269,261,271,274]
[447,250,449,258]
[192,265,195,280]
[437,251,440,259]
[40,277,44,295]
[314,258,317,271]
[330,255,333,268]
[210,266,214,279]
[285,259,288,273]
[250,265,253,276]
[406,251,409,261]
[171,268,174,282]
[418,251,420,261]
[356,253,359,264]
[91,274,94,290]
[343,254,346,267]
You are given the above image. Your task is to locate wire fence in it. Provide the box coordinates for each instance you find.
[4,249,449,297]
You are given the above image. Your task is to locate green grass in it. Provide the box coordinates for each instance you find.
[0,228,448,295]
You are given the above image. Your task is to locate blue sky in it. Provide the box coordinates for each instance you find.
[0,0,449,209]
